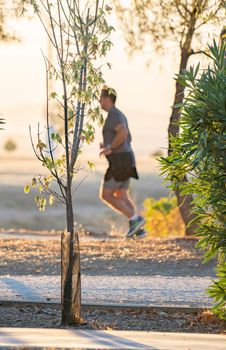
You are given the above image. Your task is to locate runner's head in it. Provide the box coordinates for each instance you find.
[100,85,117,111]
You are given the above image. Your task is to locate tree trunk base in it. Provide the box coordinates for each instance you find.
[61,316,86,327]
[175,186,198,237]
[61,231,81,326]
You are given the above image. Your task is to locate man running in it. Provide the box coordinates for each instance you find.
[99,86,145,238]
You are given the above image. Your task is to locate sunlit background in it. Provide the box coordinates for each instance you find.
[0,3,220,233]
[0,13,177,160]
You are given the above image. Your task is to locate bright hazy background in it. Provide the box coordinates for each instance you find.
[0,8,205,232]
[0,13,179,161]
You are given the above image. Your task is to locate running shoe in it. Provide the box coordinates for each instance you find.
[125,216,145,238]
[134,228,147,239]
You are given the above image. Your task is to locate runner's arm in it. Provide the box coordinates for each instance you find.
[110,123,128,150]
[100,123,128,156]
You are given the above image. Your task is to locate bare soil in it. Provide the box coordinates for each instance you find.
[0,231,222,333]
[0,233,215,277]
[0,304,225,334]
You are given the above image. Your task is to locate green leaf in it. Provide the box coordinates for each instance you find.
[50,91,57,99]
[31,178,37,187]
[88,161,95,171]
[37,141,47,150]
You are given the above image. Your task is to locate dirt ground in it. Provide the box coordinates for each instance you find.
[0,232,216,277]
[1,231,223,334]
[0,304,225,334]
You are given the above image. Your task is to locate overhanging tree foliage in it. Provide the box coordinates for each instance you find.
[21,0,113,325]
[0,0,20,41]
[160,40,226,319]
[0,0,21,130]
[0,117,5,130]
[115,0,226,235]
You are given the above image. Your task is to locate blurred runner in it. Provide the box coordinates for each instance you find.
[99,86,146,239]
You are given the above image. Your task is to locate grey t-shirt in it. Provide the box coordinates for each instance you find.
[103,106,133,154]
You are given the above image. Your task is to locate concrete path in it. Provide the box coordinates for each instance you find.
[0,328,225,349]
[0,275,212,307]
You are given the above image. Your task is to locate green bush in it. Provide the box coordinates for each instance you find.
[160,41,226,319]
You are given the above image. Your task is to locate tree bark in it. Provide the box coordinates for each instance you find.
[61,55,81,325]
[168,2,204,236]
[61,193,81,325]
[168,49,197,236]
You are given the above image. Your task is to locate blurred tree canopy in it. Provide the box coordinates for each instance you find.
[4,139,17,151]
[115,0,226,235]
[0,117,5,129]
[115,1,225,56]
[0,0,20,41]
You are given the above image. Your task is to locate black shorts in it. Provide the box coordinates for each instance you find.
[104,152,139,182]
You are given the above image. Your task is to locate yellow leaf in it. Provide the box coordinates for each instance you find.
[38,184,44,193]
[88,161,95,171]
[24,185,30,194]
[49,195,55,206]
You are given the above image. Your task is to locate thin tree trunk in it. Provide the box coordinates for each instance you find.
[61,193,81,325]
[168,2,203,236]
[61,60,81,325]
[168,49,197,236]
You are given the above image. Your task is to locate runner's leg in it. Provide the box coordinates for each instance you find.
[114,189,136,214]
[100,187,134,219]
[114,189,145,237]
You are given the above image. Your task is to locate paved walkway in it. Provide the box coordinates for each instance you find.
[0,328,225,349]
[0,275,212,307]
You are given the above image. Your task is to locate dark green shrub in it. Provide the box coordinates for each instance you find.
[160,41,226,319]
